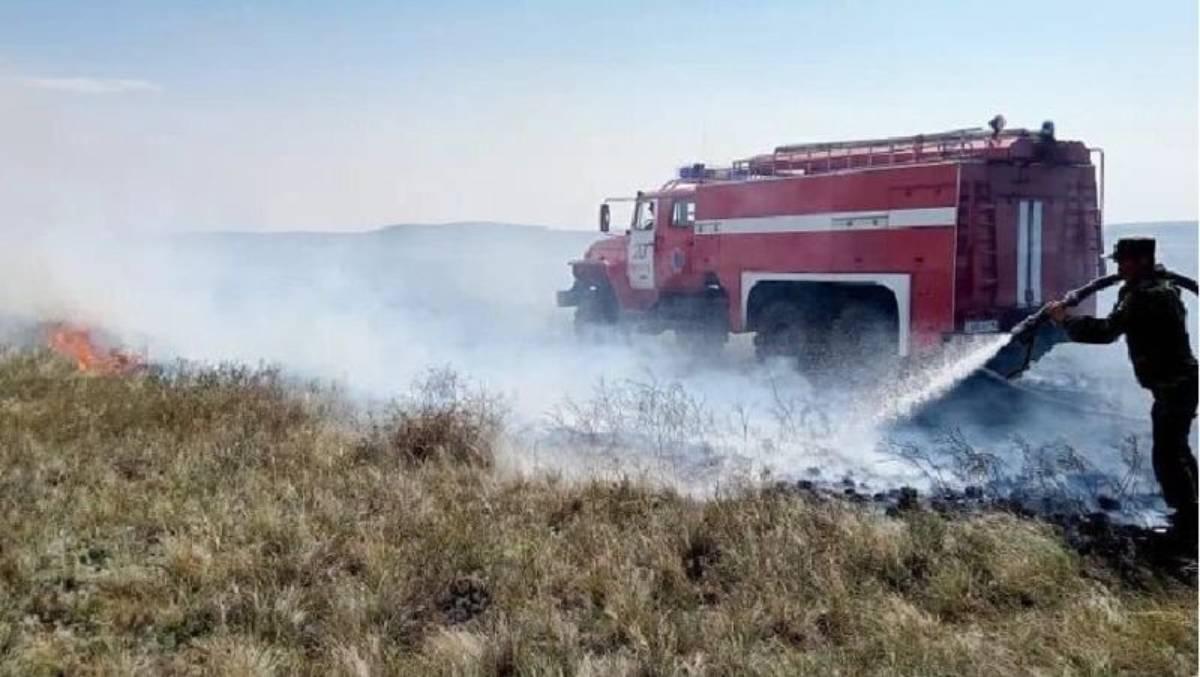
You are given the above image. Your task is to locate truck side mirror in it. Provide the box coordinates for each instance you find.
[599,204,610,233]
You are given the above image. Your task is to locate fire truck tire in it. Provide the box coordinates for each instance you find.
[753,301,808,361]
[677,327,727,356]
[830,303,897,368]
[574,290,618,339]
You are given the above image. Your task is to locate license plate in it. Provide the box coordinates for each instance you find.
[964,319,1000,334]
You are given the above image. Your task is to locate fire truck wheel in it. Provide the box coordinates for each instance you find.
[830,303,897,369]
[574,291,618,340]
[753,301,808,361]
[677,327,727,356]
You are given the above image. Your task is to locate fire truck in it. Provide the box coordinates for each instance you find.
[557,117,1104,367]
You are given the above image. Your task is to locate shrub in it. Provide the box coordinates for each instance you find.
[357,366,505,468]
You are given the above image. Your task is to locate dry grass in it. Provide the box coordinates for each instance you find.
[0,348,1195,675]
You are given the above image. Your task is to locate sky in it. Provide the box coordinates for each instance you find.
[0,0,1197,233]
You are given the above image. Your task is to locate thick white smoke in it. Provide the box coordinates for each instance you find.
[1,221,1196,519]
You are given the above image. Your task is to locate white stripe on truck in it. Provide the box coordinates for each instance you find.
[1017,200,1029,307]
[1031,200,1043,306]
[1016,199,1044,307]
[695,206,956,235]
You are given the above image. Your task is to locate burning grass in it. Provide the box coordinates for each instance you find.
[43,322,144,375]
[0,348,1195,675]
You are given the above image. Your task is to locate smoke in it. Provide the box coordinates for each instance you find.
[0,224,923,490]
[1,221,1196,520]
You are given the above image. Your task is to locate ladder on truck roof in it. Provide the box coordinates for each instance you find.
[736,127,1039,177]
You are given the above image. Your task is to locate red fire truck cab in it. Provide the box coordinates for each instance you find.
[558,119,1104,367]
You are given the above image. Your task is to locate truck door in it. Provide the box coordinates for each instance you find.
[655,196,698,290]
[627,198,656,290]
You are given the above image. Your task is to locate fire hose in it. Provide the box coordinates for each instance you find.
[1004,268,1199,379]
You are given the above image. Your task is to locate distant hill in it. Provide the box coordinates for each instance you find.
[375,221,575,234]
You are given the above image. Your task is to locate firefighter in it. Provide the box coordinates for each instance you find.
[1046,237,1198,547]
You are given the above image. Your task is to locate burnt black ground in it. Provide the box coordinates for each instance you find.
[773,478,1199,585]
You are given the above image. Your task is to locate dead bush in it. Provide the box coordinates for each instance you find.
[357,367,505,468]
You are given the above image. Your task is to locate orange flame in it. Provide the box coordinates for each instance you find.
[45,323,143,375]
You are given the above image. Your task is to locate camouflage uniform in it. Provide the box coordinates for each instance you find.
[1063,268,1199,527]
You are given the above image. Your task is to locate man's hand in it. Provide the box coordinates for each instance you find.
[1044,300,1067,323]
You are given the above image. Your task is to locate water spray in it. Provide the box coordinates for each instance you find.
[875,335,1011,423]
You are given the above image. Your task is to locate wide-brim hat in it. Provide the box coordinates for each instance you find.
[1106,237,1155,261]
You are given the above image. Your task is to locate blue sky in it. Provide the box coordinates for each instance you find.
[1,1,1196,231]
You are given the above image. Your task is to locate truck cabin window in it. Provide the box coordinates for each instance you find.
[634,199,656,231]
[672,200,696,227]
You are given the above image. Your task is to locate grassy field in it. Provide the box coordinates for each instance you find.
[0,349,1195,675]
